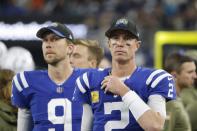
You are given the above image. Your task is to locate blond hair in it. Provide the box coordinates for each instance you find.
[74,39,104,67]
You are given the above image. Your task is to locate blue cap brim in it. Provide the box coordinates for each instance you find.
[36,27,65,39]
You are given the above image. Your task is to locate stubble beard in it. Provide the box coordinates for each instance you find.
[44,56,62,66]
[179,81,192,89]
[114,55,134,65]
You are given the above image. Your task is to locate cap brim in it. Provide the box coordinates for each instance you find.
[105,27,138,38]
[36,27,65,39]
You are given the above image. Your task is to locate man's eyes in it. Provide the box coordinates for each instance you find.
[43,37,61,42]
[126,43,131,46]
[111,36,133,40]
[52,37,61,41]
[73,54,81,58]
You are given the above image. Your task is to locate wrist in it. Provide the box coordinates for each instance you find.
[119,85,130,97]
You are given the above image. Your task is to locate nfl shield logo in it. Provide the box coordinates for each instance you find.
[56,86,63,93]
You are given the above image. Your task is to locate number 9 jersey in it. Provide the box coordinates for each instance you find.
[73,67,176,131]
[11,68,89,131]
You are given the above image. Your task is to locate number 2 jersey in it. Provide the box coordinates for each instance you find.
[11,68,88,131]
[73,67,177,131]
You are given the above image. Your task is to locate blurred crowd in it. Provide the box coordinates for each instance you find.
[0,0,196,66]
[0,42,35,74]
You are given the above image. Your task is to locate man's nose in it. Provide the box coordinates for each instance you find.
[193,72,197,79]
[45,42,52,48]
[116,38,125,46]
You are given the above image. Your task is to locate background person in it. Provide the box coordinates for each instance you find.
[180,50,197,108]
[0,69,16,131]
[70,39,104,68]
[180,50,197,131]
[163,52,196,131]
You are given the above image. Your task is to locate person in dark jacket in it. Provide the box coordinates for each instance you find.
[0,69,17,131]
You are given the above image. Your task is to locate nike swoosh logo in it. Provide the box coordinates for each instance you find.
[167,76,173,81]
[113,95,118,98]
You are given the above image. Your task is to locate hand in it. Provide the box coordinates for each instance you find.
[101,76,130,96]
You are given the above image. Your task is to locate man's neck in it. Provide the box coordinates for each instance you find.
[111,60,137,77]
[48,60,73,84]
[176,82,181,96]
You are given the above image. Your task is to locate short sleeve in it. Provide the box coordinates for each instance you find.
[11,72,30,108]
[148,71,176,101]
[72,72,91,105]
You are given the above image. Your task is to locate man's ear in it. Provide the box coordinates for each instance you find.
[171,71,177,78]
[137,41,141,49]
[89,59,97,68]
[134,40,141,52]
[108,40,112,51]
[67,44,74,55]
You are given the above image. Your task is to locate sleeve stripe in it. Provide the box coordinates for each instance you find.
[13,76,23,92]
[146,69,164,85]
[151,73,171,88]
[20,72,29,88]
[98,68,104,71]
[76,77,86,93]
[82,72,90,88]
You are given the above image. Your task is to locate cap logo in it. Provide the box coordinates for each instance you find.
[115,18,128,26]
[69,34,73,40]
[51,22,58,27]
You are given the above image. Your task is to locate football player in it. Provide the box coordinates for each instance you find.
[11,22,89,131]
[73,18,176,131]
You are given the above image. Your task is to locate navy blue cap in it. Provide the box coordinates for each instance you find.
[105,18,139,39]
[36,22,74,41]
